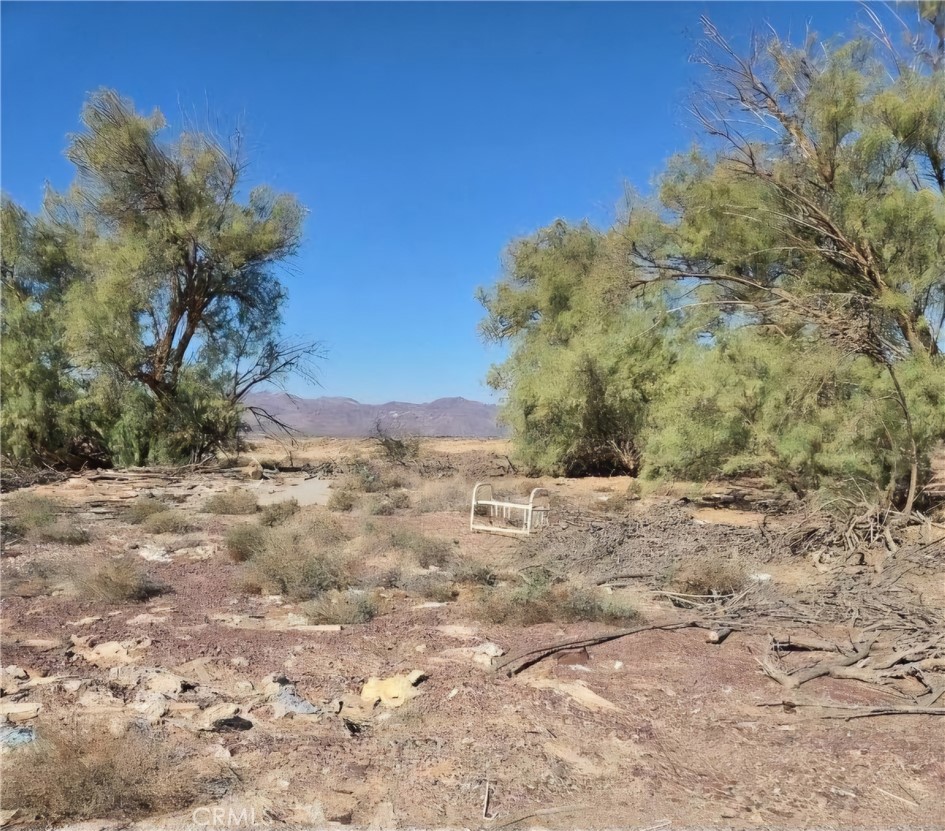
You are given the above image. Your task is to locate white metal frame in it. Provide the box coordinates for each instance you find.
[469,482,550,536]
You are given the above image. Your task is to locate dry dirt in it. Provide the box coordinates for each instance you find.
[1,438,943,830]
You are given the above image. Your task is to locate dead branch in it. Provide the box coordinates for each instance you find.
[761,639,875,689]
[493,620,710,676]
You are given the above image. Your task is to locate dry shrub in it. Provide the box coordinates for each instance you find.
[388,529,452,568]
[303,589,377,624]
[224,523,267,562]
[124,497,169,525]
[327,488,357,512]
[259,498,299,527]
[141,510,194,534]
[367,490,410,515]
[665,554,748,597]
[415,479,469,513]
[404,573,458,603]
[451,560,497,586]
[34,518,90,545]
[477,576,639,626]
[203,489,258,515]
[241,526,349,600]
[4,493,59,534]
[0,721,215,822]
[75,558,165,603]
[0,560,59,598]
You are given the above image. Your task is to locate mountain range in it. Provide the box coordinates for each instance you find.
[244,392,507,438]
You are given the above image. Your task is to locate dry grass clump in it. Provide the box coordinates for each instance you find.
[415,479,469,513]
[0,721,214,822]
[74,558,165,603]
[141,509,194,534]
[124,497,169,524]
[4,493,59,535]
[203,489,258,515]
[224,523,268,562]
[404,573,458,603]
[32,518,90,545]
[388,529,452,568]
[477,575,639,626]
[0,560,59,598]
[303,589,377,624]
[451,560,497,586]
[665,554,748,598]
[241,527,349,600]
[327,488,357,512]
[367,490,411,515]
[259,498,299,527]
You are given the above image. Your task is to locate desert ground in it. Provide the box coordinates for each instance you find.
[1,437,943,830]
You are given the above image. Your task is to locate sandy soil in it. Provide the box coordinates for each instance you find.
[1,439,943,830]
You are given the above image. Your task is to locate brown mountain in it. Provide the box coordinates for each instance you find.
[244,393,507,438]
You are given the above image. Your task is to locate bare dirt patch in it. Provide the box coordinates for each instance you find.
[1,447,942,829]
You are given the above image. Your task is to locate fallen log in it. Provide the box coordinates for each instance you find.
[769,633,842,653]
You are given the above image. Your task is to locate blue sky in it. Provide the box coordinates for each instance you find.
[2,1,863,403]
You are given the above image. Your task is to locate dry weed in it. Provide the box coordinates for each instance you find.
[0,721,216,822]
[241,525,349,599]
[303,589,377,624]
[141,509,194,534]
[665,554,748,597]
[224,523,268,562]
[259,498,299,527]
[203,489,258,515]
[124,497,169,524]
[388,529,452,568]
[74,558,165,603]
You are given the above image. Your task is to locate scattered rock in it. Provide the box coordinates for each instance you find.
[472,642,505,668]
[263,674,321,719]
[0,700,41,722]
[243,460,264,480]
[522,678,621,712]
[197,703,252,732]
[361,670,427,708]
[436,624,477,639]
[0,666,28,695]
[68,616,103,627]
[70,636,151,667]
[127,613,168,626]
[137,544,171,562]
[0,725,37,749]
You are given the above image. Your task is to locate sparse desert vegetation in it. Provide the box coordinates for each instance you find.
[1,2,944,828]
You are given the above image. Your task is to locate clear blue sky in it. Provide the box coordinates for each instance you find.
[3,1,863,404]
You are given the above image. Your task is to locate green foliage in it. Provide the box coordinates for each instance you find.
[1,90,318,468]
[480,13,945,507]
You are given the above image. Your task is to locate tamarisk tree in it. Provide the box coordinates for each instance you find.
[2,90,319,465]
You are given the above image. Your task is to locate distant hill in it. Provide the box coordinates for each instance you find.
[244,393,507,438]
